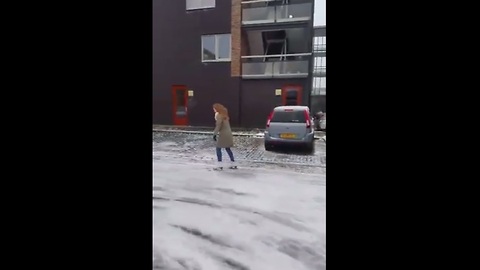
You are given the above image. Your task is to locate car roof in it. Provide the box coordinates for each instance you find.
[273,105,310,111]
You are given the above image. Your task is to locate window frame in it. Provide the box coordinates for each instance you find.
[186,0,216,11]
[201,34,231,63]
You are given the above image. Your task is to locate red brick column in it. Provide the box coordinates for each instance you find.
[231,0,242,77]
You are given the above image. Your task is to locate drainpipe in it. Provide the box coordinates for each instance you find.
[238,77,242,128]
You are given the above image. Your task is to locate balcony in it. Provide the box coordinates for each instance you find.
[242,2,312,26]
[242,53,310,79]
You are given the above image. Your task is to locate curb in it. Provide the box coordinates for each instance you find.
[152,125,260,133]
[153,128,259,137]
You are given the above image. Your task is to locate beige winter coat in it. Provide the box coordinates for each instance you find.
[213,113,234,148]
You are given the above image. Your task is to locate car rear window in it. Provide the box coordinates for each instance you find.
[271,111,306,123]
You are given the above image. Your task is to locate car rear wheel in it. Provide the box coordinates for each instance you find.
[265,143,273,151]
[305,141,314,153]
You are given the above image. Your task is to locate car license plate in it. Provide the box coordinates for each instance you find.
[280,133,296,139]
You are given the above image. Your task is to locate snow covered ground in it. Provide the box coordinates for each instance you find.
[153,159,326,270]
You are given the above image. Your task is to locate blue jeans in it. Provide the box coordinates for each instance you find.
[216,147,234,162]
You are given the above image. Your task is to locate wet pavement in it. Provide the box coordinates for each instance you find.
[153,131,326,269]
[153,159,326,270]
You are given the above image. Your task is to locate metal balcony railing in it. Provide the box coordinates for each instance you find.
[241,53,311,79]
[311,87,326,96]
[242,6,276,24]
[313,66,326,75]
[314,44,326,52]
[242,3,312,25]
[275,3,312,23]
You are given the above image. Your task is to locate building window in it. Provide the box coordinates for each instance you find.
[315,56,326,67]
[187,0,215,11]
[313,56,326,74]
[201,34,231,62]
[320,36,326,50]
[312,77,326,96]
[320,77,326,88]
[314,36,326,51]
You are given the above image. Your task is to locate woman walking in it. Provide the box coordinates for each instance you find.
[212,103,236,170]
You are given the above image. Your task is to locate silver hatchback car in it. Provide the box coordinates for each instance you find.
[264,106,315,151]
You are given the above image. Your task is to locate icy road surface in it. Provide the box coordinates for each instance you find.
[153,159,326,270]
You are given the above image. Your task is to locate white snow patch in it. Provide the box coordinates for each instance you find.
[253,132,265,138]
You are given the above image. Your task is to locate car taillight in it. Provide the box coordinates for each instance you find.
[266,111,273,127]
[304,110,311,128]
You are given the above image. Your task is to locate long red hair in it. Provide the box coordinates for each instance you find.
[213,103,229,120]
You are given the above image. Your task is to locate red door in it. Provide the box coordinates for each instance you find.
[172,85,188,126]
[282,85,302,105]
